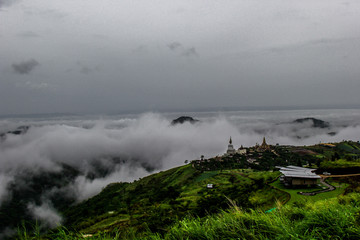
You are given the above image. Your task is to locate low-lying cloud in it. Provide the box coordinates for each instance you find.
[0,174,12,204]
[28,201,62,228]
[0,110,360,233]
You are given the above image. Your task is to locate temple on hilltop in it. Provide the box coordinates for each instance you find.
[257,137,270,151]
[226,137,236,155]
[237,145,247,155]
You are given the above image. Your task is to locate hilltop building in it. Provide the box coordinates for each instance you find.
[278,166,321,187]
[223,136,273,157]
[256,137,271,151]
[226,137,236,155]
[237,148,247,155]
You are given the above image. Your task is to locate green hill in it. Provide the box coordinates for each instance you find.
[62,165,284,236]
[21,192,360,239]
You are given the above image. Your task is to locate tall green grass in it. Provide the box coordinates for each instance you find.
[146,194,360,240]
[17,193,360,240]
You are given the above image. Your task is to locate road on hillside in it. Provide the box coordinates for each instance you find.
[320,173,360,179]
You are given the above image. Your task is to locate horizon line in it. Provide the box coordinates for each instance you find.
[1,104,360,119]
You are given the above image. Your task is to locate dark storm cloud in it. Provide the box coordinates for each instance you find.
[132,45,148,54]
[168,42,182,51]
[0,0,19,8]
[1,0,360,115]
[76,62,101,74]
[80,66,92,74]
[12,59,40,75]
[182,47,198,57]
[24,8,67,20]
[267,37,357,54]
[17,31,40,38]
[168,42,198,57]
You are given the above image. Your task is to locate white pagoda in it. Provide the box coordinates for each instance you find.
[226,137,236,155]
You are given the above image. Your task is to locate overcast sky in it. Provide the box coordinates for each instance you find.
[1,0,360,115]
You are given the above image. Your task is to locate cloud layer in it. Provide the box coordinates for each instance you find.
[28,201,62,228]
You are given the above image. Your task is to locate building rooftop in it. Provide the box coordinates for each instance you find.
[278,165,321,179]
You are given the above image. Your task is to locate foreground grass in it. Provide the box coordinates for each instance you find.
[147,193,360,240]
[18,193,360,240]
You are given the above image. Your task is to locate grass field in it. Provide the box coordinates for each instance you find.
[337,142,356,152]
[194,171,219,182]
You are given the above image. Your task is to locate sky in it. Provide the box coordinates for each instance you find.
[1,0,360,115]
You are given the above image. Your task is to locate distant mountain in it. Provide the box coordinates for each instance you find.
[293,118,330,128]
[171,116,199,125]
[0,126,30,139]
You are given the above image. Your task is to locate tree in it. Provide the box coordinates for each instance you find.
[229,175,236,184]
[332,152,340,161]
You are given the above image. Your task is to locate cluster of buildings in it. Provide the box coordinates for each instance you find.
[225,137,271,156]
[223,137,276,166]
[191,137,274,170]
[194,137,322,188]
[227,138,321,187]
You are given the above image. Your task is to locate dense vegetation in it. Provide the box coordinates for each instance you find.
[62,165,283,235]
[19,193,360,239]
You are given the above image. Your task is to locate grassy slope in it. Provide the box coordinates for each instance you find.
[34,193,360,240]
[62,165,284,235]
[63,165,199,232]
[321,159,360,169]
[147,193,360,240]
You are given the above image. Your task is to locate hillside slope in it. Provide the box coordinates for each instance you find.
[27,192,360,239]
[63,165,284,235]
